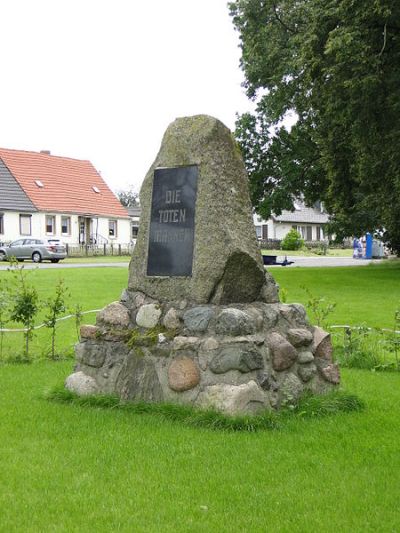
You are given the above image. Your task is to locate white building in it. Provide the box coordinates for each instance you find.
[253,201,329,241]
[0,148,131,245]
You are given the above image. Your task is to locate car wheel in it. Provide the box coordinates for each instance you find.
[0,251,7,262]
[32,252,42,263]
[50,259,60,263]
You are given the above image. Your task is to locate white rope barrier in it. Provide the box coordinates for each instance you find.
[329,325,400,335]
[0,309,102,333]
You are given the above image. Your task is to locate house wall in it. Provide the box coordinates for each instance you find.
[253,215,325,241]
[0,211,131,244]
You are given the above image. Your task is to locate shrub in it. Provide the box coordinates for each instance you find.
[281,229,304,251]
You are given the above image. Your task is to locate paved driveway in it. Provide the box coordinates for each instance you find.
[0,256,387,271]
[268,255,386,268]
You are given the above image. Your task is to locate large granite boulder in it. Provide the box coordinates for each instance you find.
[66,115,340,416]
[128,115,278,305]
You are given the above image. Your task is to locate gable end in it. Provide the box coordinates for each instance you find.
[0,158,37,212]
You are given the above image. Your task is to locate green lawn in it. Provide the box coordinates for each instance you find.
[1,263,400,530]
[1,261,399,361]
[0,267,129,361]
[272,261,400,328]
[0,362,399,531]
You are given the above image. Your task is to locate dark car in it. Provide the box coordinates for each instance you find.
[0,238,67,263]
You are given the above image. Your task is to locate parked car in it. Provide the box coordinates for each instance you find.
[0,238,67,263]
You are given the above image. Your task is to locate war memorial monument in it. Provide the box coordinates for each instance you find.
[66,115,340,415]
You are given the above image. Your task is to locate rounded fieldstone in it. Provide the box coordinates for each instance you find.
[168,356,200,392]
[196,380,266,415]
[183,306,214,332]
[210,346,264,374]
[65,371,98,396]
[297,351,315,364]
[97,301,130,327]
[215,308,256,336]
[268,332,298,371]
[298,363,317,382]
[279,304,309,327]
[246,307,264,329]
[163,308,181,330]
[136,303,162,328]
[133,292,146,308]
[281,373,303,405]
[262,304,280,328]
[77,342,107,368]
[319,363,340,384]
[287,328,313,347]
[80,325,99,340]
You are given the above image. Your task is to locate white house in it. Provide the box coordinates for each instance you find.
[127,206,141,240]
[253,201,329,241]
[0,148,131,245]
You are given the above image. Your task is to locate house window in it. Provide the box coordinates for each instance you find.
[20,214,32,236]
[296,225,312,240]
[61,216,71,235]
[255,226,262,239]
[131,224,139,239]
[109,220,117,238]
[0,213,3,235]
[316,226,321,240]
[46,215,56,234]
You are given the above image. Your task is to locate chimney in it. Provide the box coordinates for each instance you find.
[40,150,51,155]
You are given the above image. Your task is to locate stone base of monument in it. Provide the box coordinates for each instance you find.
[65,114,340,416]
[66,291,340,416]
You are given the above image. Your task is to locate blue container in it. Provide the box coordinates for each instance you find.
[365,233,373,259]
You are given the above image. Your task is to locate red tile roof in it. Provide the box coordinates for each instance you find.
[0,148,129,218]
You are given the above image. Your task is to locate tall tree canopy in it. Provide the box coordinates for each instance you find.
[116,188,139,208]
[229,0,400,252]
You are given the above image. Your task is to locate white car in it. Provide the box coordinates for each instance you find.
[0,238,67,263]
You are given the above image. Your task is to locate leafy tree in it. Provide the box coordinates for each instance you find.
[281,228,304,251]
[9,261,39,360]
[229,0,400,253]
[73,303,84,342]
[44,279,69,359]
[116,188,139,207]
[0,278,11,359]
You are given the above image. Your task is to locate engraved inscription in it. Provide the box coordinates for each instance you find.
[147,166,198,276]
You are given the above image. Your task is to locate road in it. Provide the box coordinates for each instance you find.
[0,256,387,271]
[0,261,130,271]
[268,255,386,268]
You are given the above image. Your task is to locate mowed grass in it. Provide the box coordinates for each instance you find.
[1,261,399,359]
[0,362,399,531]
[272,260,400,328]
[1,262,400,530]
[0,266,129,359]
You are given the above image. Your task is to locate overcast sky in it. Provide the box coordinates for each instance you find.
[1,0,253,195]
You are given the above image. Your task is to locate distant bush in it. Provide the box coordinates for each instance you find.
[281,229,304,251]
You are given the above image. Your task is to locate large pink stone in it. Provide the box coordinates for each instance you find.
[168,356,200,392]
[313,326,333,362]
[320,363,340,384]
[268,332,298,371]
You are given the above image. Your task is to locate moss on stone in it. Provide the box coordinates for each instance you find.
[126,325,175,349]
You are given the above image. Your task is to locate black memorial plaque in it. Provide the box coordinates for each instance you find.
[147,165,198,276]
